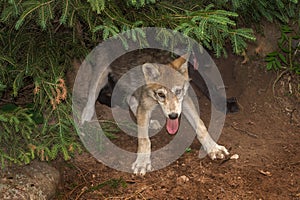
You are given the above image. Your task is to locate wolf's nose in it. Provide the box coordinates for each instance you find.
[168,113,178,119]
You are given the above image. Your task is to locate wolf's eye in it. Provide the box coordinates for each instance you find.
[157,92,166,99]
[175,89,182,96]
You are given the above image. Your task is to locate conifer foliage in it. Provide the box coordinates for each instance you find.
[0,0,299,166]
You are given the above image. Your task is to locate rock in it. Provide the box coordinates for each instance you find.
[230,154,239,160]
[0,161,60,200]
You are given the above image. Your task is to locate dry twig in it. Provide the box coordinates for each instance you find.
[231,124,258,138]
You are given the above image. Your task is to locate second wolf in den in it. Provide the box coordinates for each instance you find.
[81,53,230,175]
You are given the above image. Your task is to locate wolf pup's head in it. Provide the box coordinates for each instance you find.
[142,55,190,135]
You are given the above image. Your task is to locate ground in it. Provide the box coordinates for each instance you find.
[55,40,300,199]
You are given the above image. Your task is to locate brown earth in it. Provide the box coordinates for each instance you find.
[56,30,300,199]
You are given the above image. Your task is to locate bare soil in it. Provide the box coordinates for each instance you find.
[55,47,300,200]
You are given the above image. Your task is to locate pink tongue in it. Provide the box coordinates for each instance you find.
[166,118,179,135]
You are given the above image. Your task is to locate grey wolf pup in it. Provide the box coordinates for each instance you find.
[81,54,229,175]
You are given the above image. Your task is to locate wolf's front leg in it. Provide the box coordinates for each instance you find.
[132,107,153,175]
[183,96,229,159]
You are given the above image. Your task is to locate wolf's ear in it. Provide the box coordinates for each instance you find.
[142,63,160,82]
[170,54,189,74]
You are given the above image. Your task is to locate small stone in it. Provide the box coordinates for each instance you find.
[230,154,239,160]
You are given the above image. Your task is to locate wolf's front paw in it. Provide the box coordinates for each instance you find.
[207,144,229,160]
[149,120,162,130]
[132,154,152,175]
